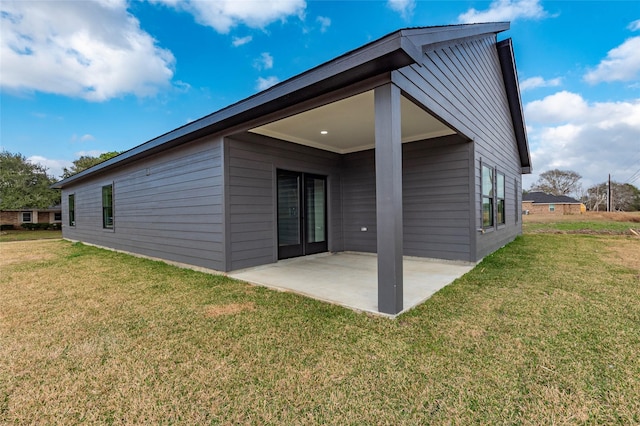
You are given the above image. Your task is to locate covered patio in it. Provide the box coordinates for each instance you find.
[228,252,475,317]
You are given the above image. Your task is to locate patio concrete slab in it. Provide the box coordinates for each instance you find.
[228,252,475,317]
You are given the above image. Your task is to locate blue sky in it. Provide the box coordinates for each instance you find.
[1,0,639,190]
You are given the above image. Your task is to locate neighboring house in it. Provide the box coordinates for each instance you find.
[0,206,62,228]
[52,23,531,314]
[522,192,585,215]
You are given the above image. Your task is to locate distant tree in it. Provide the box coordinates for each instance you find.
[530,169,582,197]
[0,151,60,209]
[585,181,640,211]
[61,151,121,179]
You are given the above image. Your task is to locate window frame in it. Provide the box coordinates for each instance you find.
[69,194,76,227]
[481,164,494,229]
[497,172,506,226]
[102,184,114,229]
[21,212,32,223]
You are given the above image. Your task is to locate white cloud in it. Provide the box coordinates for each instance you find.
[254,52,274,70]
[75,150,107,158]
[0,0,175,102]
[584,36,640,84]
[316,16,331,33]
[71,134,96,142]
[519,76,562,92]
[27,156,73,179]
[523,91,640,189]
[387,0,415,20]
[154,0,306,34]
[255,76,280,91]
[525,91,588,123]
[232,35,253,47]
[628,19,640,32]
[458,0,547,24]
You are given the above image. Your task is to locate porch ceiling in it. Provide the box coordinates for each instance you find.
[249,90,455,154]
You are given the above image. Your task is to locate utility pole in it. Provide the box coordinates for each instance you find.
[607,174,612,212]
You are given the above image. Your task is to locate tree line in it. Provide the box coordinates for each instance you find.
[0,151,120,210]
[528,169,640,212]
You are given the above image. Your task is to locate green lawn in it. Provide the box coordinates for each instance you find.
[0,229,62,242]
[1,231,639,423]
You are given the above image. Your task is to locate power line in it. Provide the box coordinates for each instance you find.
[625,166,640,184]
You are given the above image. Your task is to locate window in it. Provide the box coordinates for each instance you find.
[69,194,75,226]
[497,172,505,225]
[102,185,113,229]
[549,204,555,212]
[515,178,519,223]
[54,212,62,222]
[21,212,32,223]
[482,165,494,228]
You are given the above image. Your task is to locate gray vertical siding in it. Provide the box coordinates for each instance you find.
[62,137,225,270]
[394,34,523,261]
[225,133,342,271]
[342,135,472,261]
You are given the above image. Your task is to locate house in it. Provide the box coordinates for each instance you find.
[52,23,531,315]
[522,192,585,215]
[0,205,62,229]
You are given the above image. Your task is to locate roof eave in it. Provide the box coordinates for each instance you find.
[402,22,510,48]
[496,38,532,175]
[52,31,419,189]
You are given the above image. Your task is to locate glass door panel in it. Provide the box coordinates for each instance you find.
[277,170,303,259]
[305,177,326,244]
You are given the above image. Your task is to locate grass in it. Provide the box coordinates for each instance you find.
[523,211,640,235]
[0,229,62,242]
[1,223,639,423]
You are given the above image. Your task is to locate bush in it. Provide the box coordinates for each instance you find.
[21,223,57,230]
[1,224,15,231]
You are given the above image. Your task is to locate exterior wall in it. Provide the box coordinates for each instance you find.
[0,211,20,227]
[62,136,224,270]
[1,210,61,227]
[342,135,473,261]
[225,133,343,271]
[523,202,583,215]
[394,34,523,261]
[341,150,377,253]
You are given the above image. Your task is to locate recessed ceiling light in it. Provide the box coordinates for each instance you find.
[320,130,328,135]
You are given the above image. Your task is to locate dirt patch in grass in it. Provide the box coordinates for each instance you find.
[523,212,640,235]
[204,302,256,317]
[524,211,640,223]
[0,239,61,266]
[528,228,629,235]
[603,237,640,272]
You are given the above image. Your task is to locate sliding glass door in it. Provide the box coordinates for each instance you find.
[277,170,327,259]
